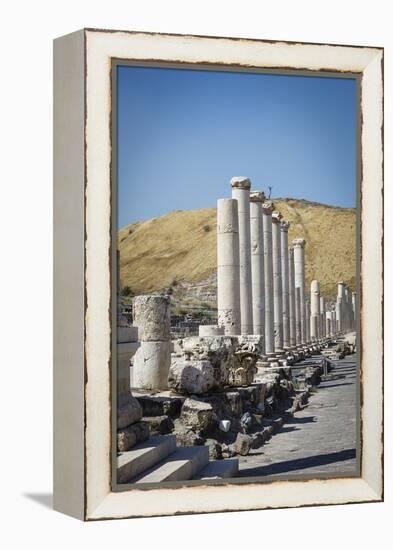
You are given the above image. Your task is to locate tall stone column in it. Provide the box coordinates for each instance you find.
[231,177,253,335]
[288,247,296,348]
[352,291,357,328]
[280,220,290,349]
[320,296,326,338]
[217,198,241,335]
[347,288,353,330]
[262,200,275,355]
[337,281,345,332]
[331,309,337,335]
[250,191,266,339]
[326,311,332,337]
[272,211,284,352]
[305,300,311,343]
[310,280,320,341]
[293,239,306,344]
[295,287,301,345]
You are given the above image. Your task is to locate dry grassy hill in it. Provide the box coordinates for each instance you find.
[118,198,356,299]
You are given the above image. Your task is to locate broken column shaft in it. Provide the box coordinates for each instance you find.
[217,198,241,335]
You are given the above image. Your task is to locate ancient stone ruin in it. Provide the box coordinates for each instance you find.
[116,178,357,483]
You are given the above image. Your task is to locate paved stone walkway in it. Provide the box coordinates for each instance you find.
[239,353,359,480]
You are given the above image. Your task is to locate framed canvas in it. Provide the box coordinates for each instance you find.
[53,28,383,521]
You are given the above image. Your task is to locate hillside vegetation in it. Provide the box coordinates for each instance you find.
[118,198,356,298]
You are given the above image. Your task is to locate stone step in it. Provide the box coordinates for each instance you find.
[194,459,239,480]
[117,434,177,483]
[133,445,210,483]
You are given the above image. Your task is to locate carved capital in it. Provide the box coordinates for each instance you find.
[292,238,306,248]
[231,176,251,190]
[280,220,290,231]
[250,190,265,202]
[261,200,274,214]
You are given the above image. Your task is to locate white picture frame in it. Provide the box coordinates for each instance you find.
[53,28,383,521]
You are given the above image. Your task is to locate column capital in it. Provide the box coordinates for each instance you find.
[262,200,274,214]
[280,220,290,231]
[250,190,266,202]
[231,176,251,190]
[272,210,282,223]
[292,238,306,248]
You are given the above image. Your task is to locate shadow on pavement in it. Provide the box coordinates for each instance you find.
[239,448,357,477]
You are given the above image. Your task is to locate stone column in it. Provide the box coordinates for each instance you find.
[331,309,337,335]
[310,280,320,341]
[347,288,353,330]
[262,200,275,355]
[293,239,306,344]
[305,299,311,343]
[295,287,301,346]
[320,296,326,339]
[217,198,241,335]
[280,220,290,349]
[352,291,357,328]
[337,281,345,332]
[231,177,253,335]
[272,211,284,352]
[288,247,296,348]
[325,311,332,337]
[132,295,171,390]
[250,191,266,339]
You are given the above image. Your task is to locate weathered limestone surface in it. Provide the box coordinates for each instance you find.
[133,295,171,341]
[288,247,296,347]
[272,211,284,351]
[117,421,150,452]
[169,336,236,394]
[295,287,301,345]
[250,191,265,339]
[117,392,143,429]
[280,220,290,349]
[132,294,171,390]
[293,238,306,344]
[310,280,320,341]
[305,300,311,343]
[336,281,345,332]
[217,198,241,335]
[133,341,171,390]
[169,359,219,394]
[180,398,219,438]
[231,177,253,335]
[262,201,275,354]
[320,296,326,338]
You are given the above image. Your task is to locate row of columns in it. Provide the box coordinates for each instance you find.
[217,177,355,354]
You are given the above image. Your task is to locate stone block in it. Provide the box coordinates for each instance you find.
[225,391,243,416]
[136,395,183,418]
[117,393,143,429]
[180,398,219,437]
[117,421,150,452]
[168,358,218,395]
[205,439,223,459]
[143,415,174,435]
[234,433,252,456]
[132,295,170,341]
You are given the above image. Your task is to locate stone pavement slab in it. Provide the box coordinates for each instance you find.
[238,354,359,479]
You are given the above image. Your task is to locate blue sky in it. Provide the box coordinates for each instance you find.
[117,65,357,228]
